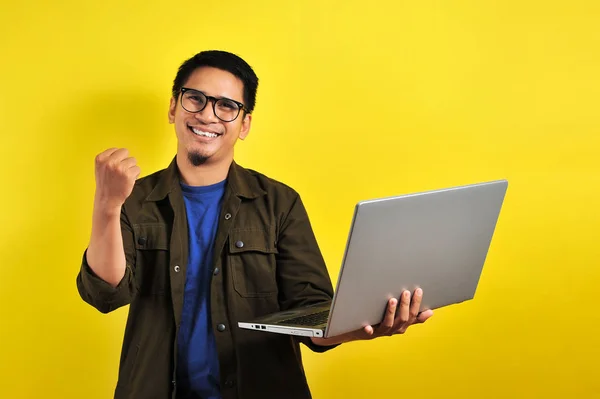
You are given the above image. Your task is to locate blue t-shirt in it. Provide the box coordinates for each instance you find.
[176,179,226,399]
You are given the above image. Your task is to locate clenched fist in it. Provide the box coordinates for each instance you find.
[94,148,141,212]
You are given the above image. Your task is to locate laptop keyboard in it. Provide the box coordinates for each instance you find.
[278,310,330,326]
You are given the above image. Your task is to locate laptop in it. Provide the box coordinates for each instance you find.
[237,179,508,338]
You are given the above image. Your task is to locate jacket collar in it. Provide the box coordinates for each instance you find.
[145,156,265,202]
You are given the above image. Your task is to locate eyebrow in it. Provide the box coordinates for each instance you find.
[185,88,241,103]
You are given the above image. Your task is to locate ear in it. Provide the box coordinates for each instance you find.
[238,113,252,140]
[168,97,177,124]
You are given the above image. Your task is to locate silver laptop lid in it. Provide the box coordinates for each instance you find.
[324,180,508,337]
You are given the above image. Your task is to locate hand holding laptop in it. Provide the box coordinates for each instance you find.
[310,288,434,346]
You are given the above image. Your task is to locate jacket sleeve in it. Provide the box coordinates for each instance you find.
[76,206,138,314]
[276,192,340,353]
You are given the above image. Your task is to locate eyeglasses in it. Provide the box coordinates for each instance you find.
[180,87,248,122]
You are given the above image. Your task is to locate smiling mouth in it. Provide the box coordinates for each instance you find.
[188,125,222,138]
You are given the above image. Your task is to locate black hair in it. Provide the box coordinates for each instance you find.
[171,50,259,113]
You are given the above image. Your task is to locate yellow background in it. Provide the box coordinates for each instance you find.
[1,0,599,398]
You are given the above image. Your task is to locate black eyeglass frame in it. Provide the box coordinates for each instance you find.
[179,87,249,122]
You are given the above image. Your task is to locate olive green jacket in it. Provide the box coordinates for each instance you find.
[76,157,337,399]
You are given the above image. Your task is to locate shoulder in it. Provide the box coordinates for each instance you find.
[236,163,302,204]
[234,164,313,230]
[121,165,171,221]
[131,167,169,199]
[135,167,166,188]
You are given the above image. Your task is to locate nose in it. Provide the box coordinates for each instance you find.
[194,99,219,123]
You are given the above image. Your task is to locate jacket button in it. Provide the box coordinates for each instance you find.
[213,268,220,276]
[225,380,235,388]
[224,213,232,220]
[174,265,180,272]
[217,324,226,332]
[235,240,244,248]
[137,237,146,246]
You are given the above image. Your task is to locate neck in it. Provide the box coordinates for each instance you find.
[176,153,232,186]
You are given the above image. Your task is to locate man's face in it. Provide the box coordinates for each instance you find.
[169,66,251,167]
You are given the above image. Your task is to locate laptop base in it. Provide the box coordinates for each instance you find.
[238,302,331,338]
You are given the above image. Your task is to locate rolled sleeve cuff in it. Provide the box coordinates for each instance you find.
[76,249,134,313]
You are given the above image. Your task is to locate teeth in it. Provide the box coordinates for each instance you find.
[191,127,218,138]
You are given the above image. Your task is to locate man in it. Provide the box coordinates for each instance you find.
[76,50,433,399]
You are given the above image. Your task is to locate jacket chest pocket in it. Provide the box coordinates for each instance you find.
[229,227,279,298]
[133,223,170,296]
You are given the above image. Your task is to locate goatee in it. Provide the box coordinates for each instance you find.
[188,151,208,166]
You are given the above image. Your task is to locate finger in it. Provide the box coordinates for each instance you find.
[110,148,130,162]
[130,165,141,180]
[363,325,374,336]
[409,288,423,321]
[380,298,397,330]
[121,157,137,169]
[95,148,119,164]
[415,309,434,324]
[397,290,411,324]
[100,147,119,157]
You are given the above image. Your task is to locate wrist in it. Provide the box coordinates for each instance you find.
[93,195,123,218]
